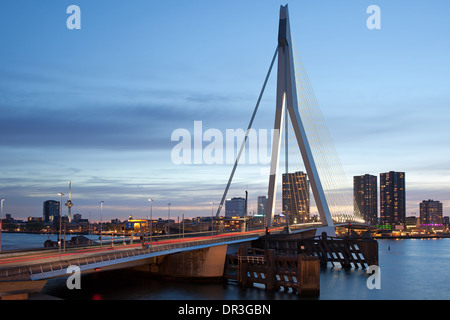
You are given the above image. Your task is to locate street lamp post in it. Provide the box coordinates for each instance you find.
[148,198,153,246]
[182,213,185,238]
[100,201,104,247]
[58,192,64,261]
[210,202,214,237]
[0,198,4,252]
[167,203,172,235]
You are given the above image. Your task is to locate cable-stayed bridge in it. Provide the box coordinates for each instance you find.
[0,5,373,299]
[215,4,364,228]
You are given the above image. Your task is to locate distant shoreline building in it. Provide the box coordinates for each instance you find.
[380,171,405,228]
[353,174,378,225]
[225,197,246,218]
[420,199,443,226]
[282,171,310,224]
[43,200,60,223]
[257,195,267,217]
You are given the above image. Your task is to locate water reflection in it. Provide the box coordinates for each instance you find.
[38,238,450,300]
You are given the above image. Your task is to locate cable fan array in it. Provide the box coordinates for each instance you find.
[215,41,365,224]
[289,38,364,223]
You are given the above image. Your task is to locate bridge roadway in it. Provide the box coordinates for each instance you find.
[0,222,367,284]
[0,229,276,282]
[0,222,338,286]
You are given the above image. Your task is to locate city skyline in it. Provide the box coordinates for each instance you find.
[1,1,450,221]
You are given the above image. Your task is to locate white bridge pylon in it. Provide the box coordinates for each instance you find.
[215,5,346,228]
[266,5,334,228]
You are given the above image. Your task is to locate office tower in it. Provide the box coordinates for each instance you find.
[282,171,310,224]
[43,200,60,223]
[257,196,267,217]
[420,199,443,226]
[353,174,378,225]
[380,171,405,227]
[225,197,246,218]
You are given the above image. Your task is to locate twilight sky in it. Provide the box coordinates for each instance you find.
[1,0,449,221]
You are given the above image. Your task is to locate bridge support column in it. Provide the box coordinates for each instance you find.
[0,280,48,299]
[144,244,228,279]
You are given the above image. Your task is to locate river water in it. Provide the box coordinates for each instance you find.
[2,233,450,300]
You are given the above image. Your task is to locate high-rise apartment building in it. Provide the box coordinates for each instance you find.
[282,171,310,224]
[257,196,267,217]
[380,171,405,227]
[420,199,443,226]
[225,197,246,218]
[353,174,378,225]
[43,200,60,223]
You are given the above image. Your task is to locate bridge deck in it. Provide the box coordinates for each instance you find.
[0,231,264,281]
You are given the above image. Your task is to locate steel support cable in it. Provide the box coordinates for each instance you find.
[292,39,358,222]
[215,47,279,218]
[287,124,311,223]
[293,46,347,221]
[294,37,360,221]
[294,64,335,215]
[285,40,338,223]
[294,58,338,213]
[285,44,328,222]
[298,64,350,222]
[298,91,339,219]
[290,47,330,198]
[294,43,363,222]
[288,75,311,219]
[285,112,309,221]
[295,63,343,219]
[290,59,325,220]
[290,45,338,220]
[287,117,306,181]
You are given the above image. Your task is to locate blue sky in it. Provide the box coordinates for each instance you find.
[1,0,449,221]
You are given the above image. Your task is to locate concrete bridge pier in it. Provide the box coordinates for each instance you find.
[0,280,48,300]
[134,244,228,279]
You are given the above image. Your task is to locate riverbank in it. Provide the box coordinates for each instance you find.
[0,230,95,235]
[374,234,450,239]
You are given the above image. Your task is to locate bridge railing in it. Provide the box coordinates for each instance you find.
[0,232,262,281]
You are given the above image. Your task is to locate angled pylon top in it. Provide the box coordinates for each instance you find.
[278,5,289,47]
